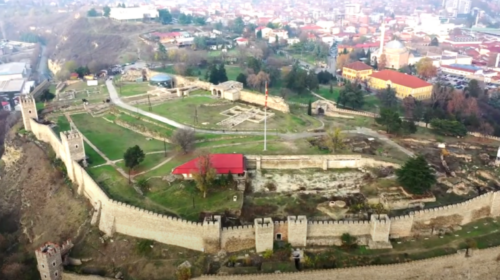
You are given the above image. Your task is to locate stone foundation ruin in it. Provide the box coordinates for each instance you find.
[218,106,274,127]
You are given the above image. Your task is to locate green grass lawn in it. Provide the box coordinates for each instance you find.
[87,165,176,216]
[116,153,168,175]
[225,66,242,81]
[143,96,229,125]
[85,142,106,166]
[115,111,175,137]
[55,116,71,134]
[71,114,167,160]
[142,96,322,133]
[391,217,500,251]
[118,82,152,97]
[135,154,196,180]
[146,178,241,221]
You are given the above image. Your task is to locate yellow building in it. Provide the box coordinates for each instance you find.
[342,61,373,81]
[368,70,433,100]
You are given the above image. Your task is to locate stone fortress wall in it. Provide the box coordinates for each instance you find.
[20,95,500,256]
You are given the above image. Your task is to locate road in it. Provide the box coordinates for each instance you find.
[106,80,414,157]
[37,45,51,83]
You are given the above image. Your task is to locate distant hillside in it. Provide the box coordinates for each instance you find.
[2,7,159,72]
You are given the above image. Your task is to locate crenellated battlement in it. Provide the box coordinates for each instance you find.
[61,130,82,140]
[20,95,36,104]
[222,225,255,231]
[308,219,370,226]
[288,215,307,224]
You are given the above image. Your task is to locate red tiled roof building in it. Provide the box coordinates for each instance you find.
[172,154,246,178]
[368,70,433,100]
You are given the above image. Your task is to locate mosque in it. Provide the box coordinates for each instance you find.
[371,23,410,69]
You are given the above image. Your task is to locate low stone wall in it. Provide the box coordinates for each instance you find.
[113,119,170,142]
[195,246,500,280]
[245,155,399,170]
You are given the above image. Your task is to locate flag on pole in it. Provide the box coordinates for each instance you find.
[264,81,268,151]
[265,82,268,107]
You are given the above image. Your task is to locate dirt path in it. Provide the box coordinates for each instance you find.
[133,155,175,177]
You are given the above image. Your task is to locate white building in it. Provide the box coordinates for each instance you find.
[109,7,159,21]
[345,4,361,16]
[445,0,471,15]
[0,62,29,82]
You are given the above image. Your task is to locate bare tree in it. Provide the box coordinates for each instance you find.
[174,63,189,76]
[247,71,270,92]
[323,127,345,153]
[192,151,217,198]
[172,128,196,154]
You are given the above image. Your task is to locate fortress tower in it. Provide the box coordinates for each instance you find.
[287,216,308,247]
[35,241,73,280]
[60,130,86,162]
[255,217,274,253]
[19,95,38,131]
[369,214,392,249]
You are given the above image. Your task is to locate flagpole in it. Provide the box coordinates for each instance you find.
[264,81,268,151]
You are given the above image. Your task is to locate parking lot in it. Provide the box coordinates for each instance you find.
[436,70,499,91]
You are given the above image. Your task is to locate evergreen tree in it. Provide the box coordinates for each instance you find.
[376,108,402,134]
[208,64,219,84]
[236,73,247,87]
[218,64,228,83]
[396,155,436,195]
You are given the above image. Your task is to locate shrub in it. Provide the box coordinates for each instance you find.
[136,239,154,256]
[263,249,274,259]
[340,233,358,250]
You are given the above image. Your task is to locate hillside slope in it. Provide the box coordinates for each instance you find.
[0,120,89,279]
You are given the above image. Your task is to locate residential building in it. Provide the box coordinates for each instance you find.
[345,3,361,16]
[235,37,249,46]
[0,79,26,110]
[172,154,246,179]
[342,61,373,81]
[109,6,159,21]
[409,51,473,66]
[255,27,273,38]
[445,0,471,15]
[368,70,433,100]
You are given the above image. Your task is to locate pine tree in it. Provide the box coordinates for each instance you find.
[208,64,219,84]
[396,155,436,195]
[218,64,228,83]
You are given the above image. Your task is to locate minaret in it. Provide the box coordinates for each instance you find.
[379,22,386,57]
